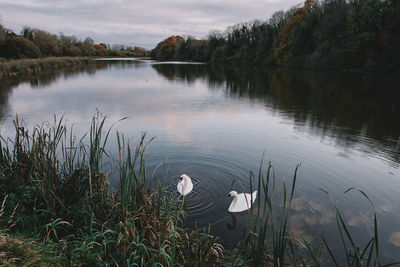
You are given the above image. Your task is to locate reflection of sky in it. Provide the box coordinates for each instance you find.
[0,61,399,261]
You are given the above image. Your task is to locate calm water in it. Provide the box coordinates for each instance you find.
[0,59,399,262]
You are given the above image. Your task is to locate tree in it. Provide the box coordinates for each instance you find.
[150,36,184,60]
[133,46,145,57]
[0,36,41,59]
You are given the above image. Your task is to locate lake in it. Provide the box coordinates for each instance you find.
[0,59,399,262]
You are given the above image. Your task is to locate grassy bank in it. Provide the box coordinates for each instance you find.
[0,115,223,266]
[0,57,95,77]
[0,115,398,266]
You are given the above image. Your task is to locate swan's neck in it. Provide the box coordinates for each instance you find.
[231,194,239,206]
[232,197,238,206]
[181,179,187,190]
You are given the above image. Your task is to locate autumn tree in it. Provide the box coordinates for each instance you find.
[150,36,184,60]
[274,0,318,65]
[133,46,146,57]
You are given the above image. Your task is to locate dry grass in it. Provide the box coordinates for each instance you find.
[0,57,93,77]
[0,233,64,266]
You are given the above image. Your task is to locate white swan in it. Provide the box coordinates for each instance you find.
[228,190,257,213]
[177,174,193,196]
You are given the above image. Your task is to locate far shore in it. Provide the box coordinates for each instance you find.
[0,56,96,77]
[0,56,157,77]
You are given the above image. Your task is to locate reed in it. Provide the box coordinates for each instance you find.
[229,159,400,267]
[0,57,93,77]
[304,187,400,267]
[0,114,222,266]
[229,160,300,266]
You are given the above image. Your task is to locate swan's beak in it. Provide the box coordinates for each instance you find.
[228,195,231,200]
[178,178,183,183]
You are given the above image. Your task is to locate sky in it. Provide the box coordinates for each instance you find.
[0,0,301,49]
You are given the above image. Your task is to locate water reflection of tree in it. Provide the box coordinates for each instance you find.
[0,79,15,119]
[0,62,107,119]
[1,60,146,90]
[151,64,208,84]
[153,64,400,164]
[28,63,107,89]
[104,60,146,71]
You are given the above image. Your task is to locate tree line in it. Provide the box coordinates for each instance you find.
[0,23,148,59]
[151,0,400,72]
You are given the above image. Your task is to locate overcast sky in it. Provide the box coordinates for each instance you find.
[1,0,301,48]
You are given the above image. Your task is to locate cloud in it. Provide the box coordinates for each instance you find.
[389,232,400,247]
[0,0,301,48]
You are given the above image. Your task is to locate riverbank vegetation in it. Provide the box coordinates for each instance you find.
[0,115,223,265]
[151,0,400,72]
[0,23,147,60]
[0,57,95,77]
[0,115,398,265]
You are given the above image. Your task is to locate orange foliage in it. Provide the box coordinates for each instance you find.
[133,46,145,57]
[151,36,184,59]
[274,0,317,65]
[94,44,106,52]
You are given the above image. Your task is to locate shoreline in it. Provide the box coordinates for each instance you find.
[2,56,397,79]
[151,58,400,74]
[0,57,97,77]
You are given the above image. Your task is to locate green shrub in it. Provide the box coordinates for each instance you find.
[0,37,41,59]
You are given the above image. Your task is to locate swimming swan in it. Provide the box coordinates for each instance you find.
[228,190,257,212]
[177,174,193,196]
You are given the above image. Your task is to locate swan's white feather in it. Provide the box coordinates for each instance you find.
[177,182,183,194]
[183,181,193,196]
[177,174,193,196]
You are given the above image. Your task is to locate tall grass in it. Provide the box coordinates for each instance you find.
[305,187,400,267]
[0,194,65,266]
[229,159,301,266]
[229,159,400,267]
[0,114,222,266]
[0,57,93,77]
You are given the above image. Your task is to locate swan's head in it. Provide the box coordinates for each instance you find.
[228,191,237,200]
[179,174,189,183]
